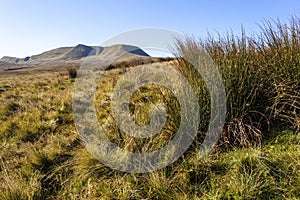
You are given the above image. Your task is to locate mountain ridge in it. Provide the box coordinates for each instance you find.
[0,44,150,64]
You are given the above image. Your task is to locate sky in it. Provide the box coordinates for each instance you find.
[0,0,299,58]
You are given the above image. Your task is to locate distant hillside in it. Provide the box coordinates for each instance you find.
[0,56,30,64]
[0,44,161,77]
[0,44,150,64]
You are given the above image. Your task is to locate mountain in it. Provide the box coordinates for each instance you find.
[0,44,150,64]
[0,44,158,77]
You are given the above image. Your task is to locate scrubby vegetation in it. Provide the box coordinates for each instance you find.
[0,17,299,199]
[67,67,78,79]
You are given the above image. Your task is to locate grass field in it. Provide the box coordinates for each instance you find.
[0,71,298,199]
[0,17,299,199]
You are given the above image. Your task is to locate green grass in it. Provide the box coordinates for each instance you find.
[0,16,299,199]
[0,71,298,199]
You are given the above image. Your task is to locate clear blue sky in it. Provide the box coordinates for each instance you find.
[0,0,299,58]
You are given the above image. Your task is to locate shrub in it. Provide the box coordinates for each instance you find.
[67,67,77,79]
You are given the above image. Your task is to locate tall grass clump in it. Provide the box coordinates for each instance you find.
[67,67,78,79]
[175,16,300,148]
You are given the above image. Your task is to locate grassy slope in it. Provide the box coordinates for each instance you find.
[0,68,299,199]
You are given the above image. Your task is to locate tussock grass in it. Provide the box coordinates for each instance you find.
[67,67,78,79]
[175,16,300,148]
